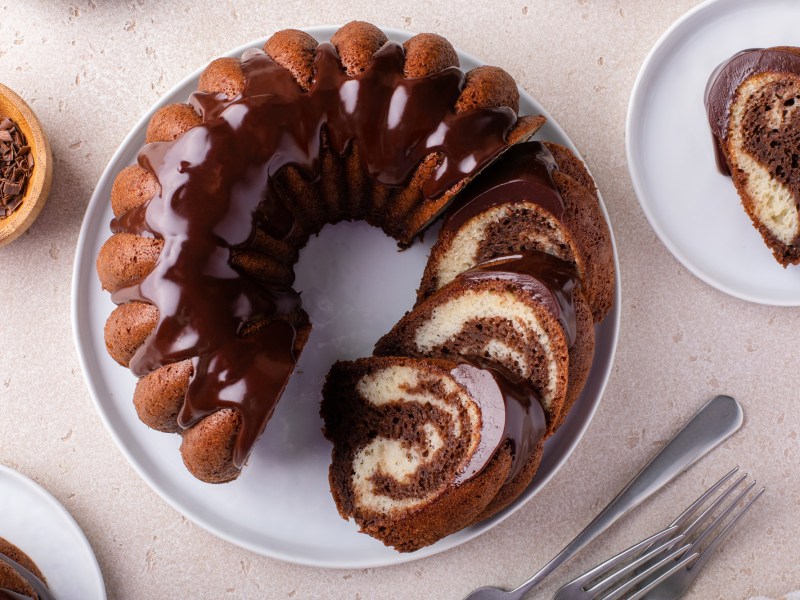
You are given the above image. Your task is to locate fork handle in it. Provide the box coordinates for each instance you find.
[512,395,743,599]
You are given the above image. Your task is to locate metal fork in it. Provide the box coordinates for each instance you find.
[463,395,743,600]
[553,467,765,600]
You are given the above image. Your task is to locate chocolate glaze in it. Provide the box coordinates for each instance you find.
[705,48,800,176]
[110,40,519,469]
[449,363,505,485]
[461,252,578,347]
[0,553,50,600]
[191,43,516,199]
[442,141,564,233]
[451,359,546,484]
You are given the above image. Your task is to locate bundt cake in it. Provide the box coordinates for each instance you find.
[96,21,545,483]
[706,47,800,266]
[418,141,615,322]
[375,252,595,434]
[0,537,50,600]
[320,356,544,552]
[96,20,616,550]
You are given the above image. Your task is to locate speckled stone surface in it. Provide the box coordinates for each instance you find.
[0,1,795,598]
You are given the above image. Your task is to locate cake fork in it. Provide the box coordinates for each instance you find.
[552,466,764,599]
[463,395,743,600]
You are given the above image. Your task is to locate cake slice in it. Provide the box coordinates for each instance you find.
[376,252,595,433]
[322,356,520,552]
[706,47,800,265]
[418,141,615,322]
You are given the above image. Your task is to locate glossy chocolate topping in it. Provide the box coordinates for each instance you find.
[0,553,50,600]
[442,141,563,233]
[461,252,578,347]
[192,42,517,199]
[110,40,519,469]
[705,48,800,175]
[449,363,505,485]
[451,358,546,484]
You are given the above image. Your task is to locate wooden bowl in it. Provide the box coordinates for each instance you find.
[0,82,53,247]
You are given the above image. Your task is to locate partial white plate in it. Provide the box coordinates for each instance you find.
[627,0,800,305]
[72,26,620,568]
[0,464,106,599]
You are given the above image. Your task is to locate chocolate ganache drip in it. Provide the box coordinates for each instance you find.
[192,42,517,199]
[442,141,564,233]
[451,359,546,485]
[110,40,520,469]
[705,48,800,176]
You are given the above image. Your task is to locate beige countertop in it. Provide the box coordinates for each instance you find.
[0,1,796,598]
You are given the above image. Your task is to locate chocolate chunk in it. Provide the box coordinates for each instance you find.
[0,117,34,219]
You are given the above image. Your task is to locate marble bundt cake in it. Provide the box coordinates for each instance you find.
[706,47,800,266]
[321,356,543,552]
[96,21,544,482]
[418,141,615,322]
[0,537,51,600]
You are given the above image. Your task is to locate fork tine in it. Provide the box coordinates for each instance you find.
[584,534,685,594]
[668,466,740,530]
[689,486,765,573]
[600,543,694,600]
[625,551,700,600]
[686,480,756,551]
[565,526,680,590]
[625,484,765,600]
[552,470,762,600]
[680,472,748,540]
[597,474,758,600]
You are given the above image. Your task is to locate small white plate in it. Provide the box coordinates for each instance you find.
[72,26,620,568]
[627,0,800,305]
[0,464,106,599]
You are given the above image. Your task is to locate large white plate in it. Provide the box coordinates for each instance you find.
[72,26,620,568]
[627,0,800,305]
[0,464,106,599]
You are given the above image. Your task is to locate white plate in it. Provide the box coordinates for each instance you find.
[627,0,800,305]
[0,464,106,599]
[72,26,620,568]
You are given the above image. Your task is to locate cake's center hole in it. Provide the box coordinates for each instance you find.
[293,220,438,365]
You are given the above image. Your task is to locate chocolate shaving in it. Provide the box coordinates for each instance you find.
[0,117,34,219]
